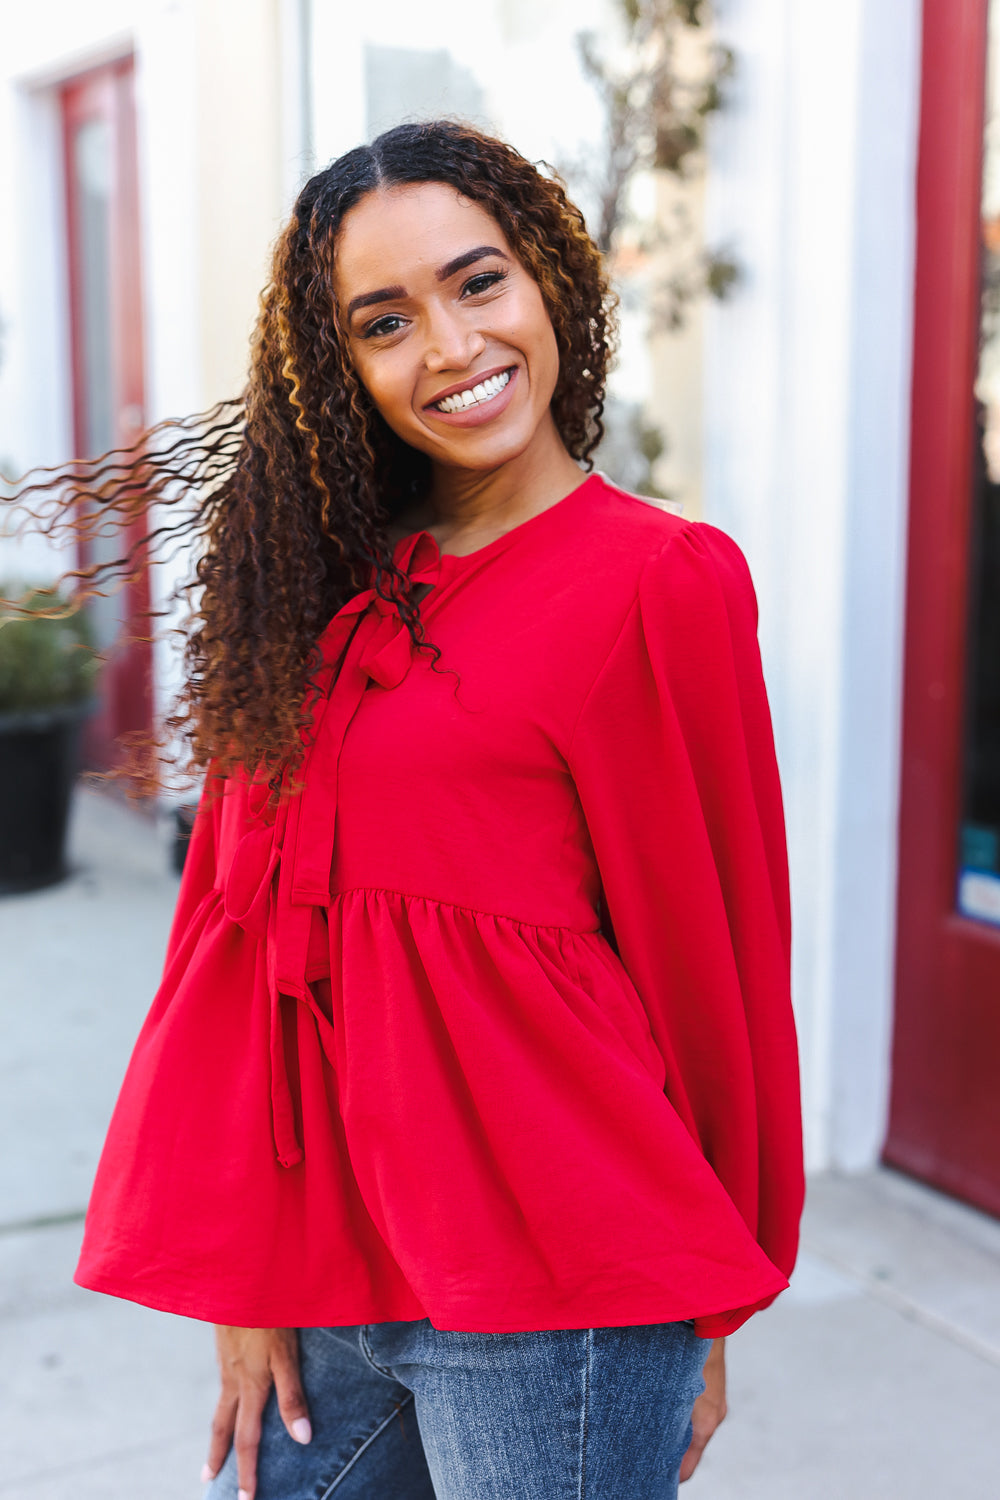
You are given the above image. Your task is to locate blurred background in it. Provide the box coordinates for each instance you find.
[1,0,1000,1495]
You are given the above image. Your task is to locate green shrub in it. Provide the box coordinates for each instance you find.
[0,586,100,712]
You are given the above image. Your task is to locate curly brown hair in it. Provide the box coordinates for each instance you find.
[5,120,617,793]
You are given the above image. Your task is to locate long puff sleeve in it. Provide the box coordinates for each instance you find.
[567,522,805,1338]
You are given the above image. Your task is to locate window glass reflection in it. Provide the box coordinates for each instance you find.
[960,1,1000,927]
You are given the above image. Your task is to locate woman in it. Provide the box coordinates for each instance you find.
[24,120,803,1497]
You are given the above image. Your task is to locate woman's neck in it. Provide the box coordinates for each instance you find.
[392,421,584,553]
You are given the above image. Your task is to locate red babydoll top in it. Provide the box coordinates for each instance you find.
[75,472,805,1339]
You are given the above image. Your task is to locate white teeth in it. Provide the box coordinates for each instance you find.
[434,368,511,414]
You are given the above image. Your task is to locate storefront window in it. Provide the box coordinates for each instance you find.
[960,0,1000,928]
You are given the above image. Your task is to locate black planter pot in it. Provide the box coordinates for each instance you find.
[0,700,93,895]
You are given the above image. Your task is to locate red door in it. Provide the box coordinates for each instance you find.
[885,0,1000,1215]
[61,58,152,774]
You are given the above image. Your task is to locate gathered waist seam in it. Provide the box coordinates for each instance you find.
[326,885,601,935]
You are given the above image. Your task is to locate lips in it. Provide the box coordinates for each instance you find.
[423,365,520,429]
[424,364,515,411]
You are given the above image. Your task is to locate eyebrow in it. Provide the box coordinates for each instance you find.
[437,245,508,282]
[345,246,509,323]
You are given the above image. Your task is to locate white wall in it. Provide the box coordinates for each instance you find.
[307,0,607,170]
[0,79,73,582]
[702,0,922,1171]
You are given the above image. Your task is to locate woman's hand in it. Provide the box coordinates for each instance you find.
[679,1336,727,1482]
[201,1326,312,1498]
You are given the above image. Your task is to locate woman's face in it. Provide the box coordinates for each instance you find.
[333,182,563,475]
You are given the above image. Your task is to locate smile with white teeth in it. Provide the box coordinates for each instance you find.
[432,369,512,414]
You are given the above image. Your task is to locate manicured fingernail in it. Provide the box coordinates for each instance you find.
[292,1416,312,1444]
[238,1490,250,1500]
[200,1464,215,1483]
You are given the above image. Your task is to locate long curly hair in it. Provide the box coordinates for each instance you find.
[5,120,617,794]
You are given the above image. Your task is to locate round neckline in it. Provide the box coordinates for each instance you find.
[392,471,601,571]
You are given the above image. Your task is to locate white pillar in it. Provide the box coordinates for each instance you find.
[702,0,922,1171]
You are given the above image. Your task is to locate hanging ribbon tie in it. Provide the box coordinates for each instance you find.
[218,529,443,1166]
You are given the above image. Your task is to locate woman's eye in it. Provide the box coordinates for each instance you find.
[463,269,507,297]
[363,313,406,339]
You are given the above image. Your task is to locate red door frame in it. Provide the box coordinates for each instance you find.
[61,58,152,775]
[884,0,1000,1214]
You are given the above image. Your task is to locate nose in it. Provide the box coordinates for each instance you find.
[422,301,487,373]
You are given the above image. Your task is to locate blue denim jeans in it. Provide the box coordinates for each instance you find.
[205,1318,711,1499]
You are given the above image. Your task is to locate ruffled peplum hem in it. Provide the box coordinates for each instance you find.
[76,883,788,1335]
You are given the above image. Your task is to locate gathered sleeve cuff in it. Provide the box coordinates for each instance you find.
[567,522,805,1337]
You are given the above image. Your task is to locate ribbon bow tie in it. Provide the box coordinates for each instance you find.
[220,529,443,1166]
[335,530,442,689]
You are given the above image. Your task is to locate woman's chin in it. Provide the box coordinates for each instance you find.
[423,422,545,477]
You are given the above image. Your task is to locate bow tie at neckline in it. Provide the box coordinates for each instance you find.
[329,530,444,690]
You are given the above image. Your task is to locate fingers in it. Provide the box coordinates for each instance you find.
[679,1418,711,1482]
[680,1399,726,1481]
[271,1328,313,1447]
[202,1325,295,1496]
[678,1384,727,1482]
[233,1385,267,1500]
[202,1386,237,1484]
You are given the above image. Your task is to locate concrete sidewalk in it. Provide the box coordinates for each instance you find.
[3,787,1000,1497]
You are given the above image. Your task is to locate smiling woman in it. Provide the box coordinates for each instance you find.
[10,119,804,1500]
[333,181,581,531]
